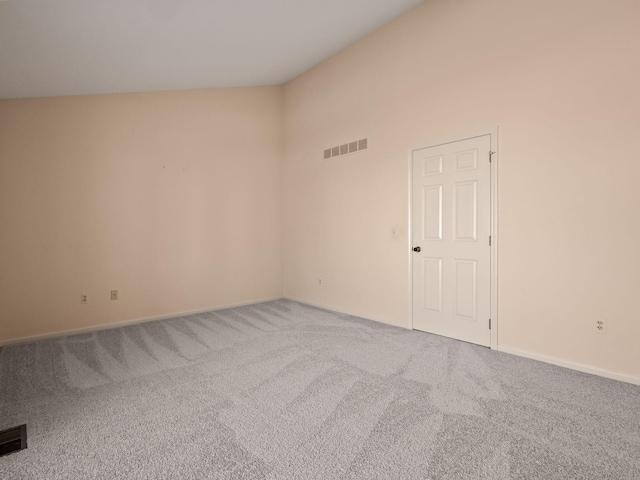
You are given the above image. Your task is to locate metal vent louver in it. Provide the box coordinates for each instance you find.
[0,424,27,457]
[323,138,368,159]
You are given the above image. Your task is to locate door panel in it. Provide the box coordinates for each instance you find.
[422,185,442,240]
[423,257,443,313]
[412,135,491,347]
[453,259,476,320]
[453,180,477,241]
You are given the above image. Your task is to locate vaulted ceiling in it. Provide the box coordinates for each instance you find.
[0,0,423,99]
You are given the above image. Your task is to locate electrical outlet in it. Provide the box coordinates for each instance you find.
[318,278,322,285]
[111,290,118,301]
[595,319,607,334]
[81,294,88,304]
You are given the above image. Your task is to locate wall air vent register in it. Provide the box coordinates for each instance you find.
[324,138,368,159]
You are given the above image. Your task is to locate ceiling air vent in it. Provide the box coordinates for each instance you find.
[323,138,368,159]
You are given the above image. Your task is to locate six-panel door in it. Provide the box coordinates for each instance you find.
[412,135,491,347]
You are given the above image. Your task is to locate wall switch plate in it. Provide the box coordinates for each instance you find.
[111,290,118,301]
[81,294,88,304]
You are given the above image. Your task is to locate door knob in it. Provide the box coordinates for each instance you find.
[413,246,421,252]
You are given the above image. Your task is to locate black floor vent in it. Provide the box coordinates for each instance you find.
[0,424,27,457]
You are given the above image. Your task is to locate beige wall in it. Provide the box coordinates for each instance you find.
[283,0,640,378]
[0,87,283,343]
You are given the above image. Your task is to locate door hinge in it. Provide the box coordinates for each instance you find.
[489,151,495,162]
[489,318,492,330]
[489,235,492,246]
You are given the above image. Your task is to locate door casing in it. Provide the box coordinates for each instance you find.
[408,127,498,349]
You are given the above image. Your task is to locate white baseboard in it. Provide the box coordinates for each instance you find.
[284,296,410,330]
[497,345,640,386]
[0,296,284,347]
[286,298,640,386]
[6,296,638,387]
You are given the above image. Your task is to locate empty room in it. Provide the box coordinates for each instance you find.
[1,0,639,478]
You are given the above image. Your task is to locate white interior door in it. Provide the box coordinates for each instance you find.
[411,135,492,347]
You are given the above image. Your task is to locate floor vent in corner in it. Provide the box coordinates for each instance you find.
[323,138,368,159]
[0,424,27,457]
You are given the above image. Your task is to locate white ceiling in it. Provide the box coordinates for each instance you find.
[0,0,423,99]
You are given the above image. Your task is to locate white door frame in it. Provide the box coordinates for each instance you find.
[408,127,498,349]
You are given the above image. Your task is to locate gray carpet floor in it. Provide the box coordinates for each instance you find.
[0,300,639,479]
